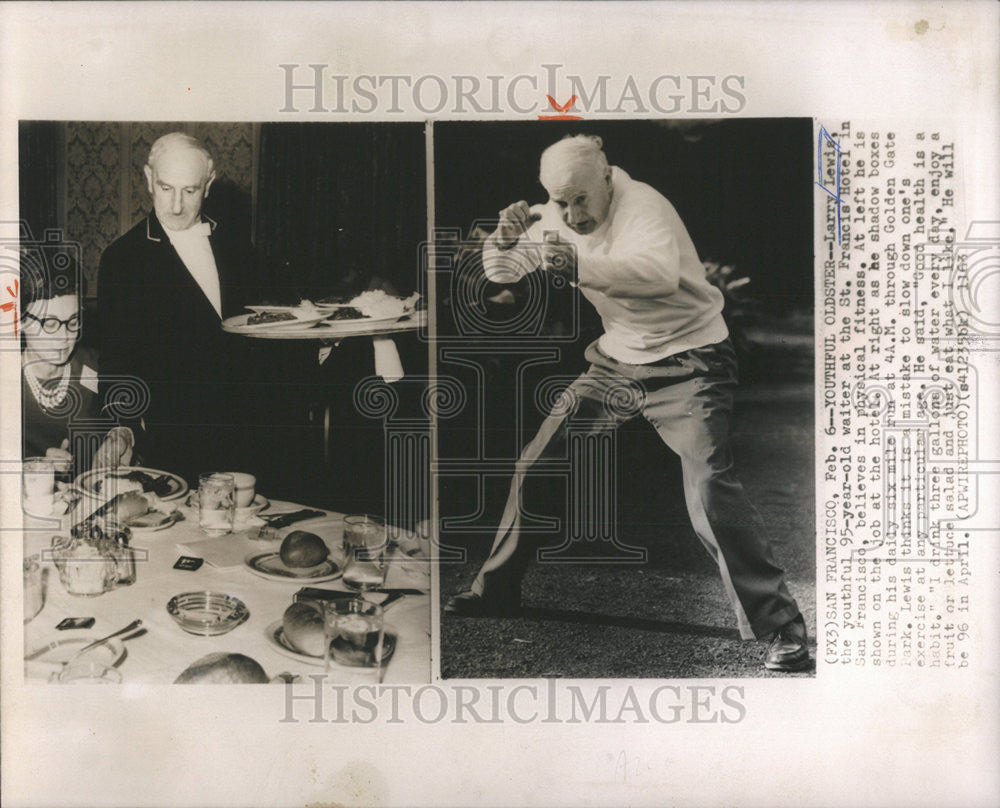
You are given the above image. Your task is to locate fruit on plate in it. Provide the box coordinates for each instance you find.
[281,601,326,656]
[174,652,269,684]
[279,531,330,568]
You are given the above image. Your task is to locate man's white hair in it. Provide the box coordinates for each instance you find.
[539,134,609,185]
[147,132,214,176]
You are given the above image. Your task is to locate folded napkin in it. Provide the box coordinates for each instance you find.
[373,337,403,383]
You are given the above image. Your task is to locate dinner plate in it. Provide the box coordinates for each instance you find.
[75,466,189,502]
[244,304,308,315]
[317,312,408,329]
[225,311,426,341]
[265,620,396,668]
[24,636,126,669]
[244,552,342,583]
[222,312,329,334]
[126,509,181,533]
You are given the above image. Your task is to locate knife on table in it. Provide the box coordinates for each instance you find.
[294,586,428,605]
[261,509,327,529]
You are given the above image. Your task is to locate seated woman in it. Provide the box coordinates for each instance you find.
[21,252,133,478]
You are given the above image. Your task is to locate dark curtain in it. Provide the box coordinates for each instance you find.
[251,123,428,520]
[255,122,426,301]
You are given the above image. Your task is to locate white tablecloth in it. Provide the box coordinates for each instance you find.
[22,501,431,685]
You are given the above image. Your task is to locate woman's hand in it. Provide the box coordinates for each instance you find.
[45,439,73,472]
[92,427,135,470]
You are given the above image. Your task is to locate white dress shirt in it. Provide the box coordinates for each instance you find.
[165,220,222,318]
[482,167,727,364]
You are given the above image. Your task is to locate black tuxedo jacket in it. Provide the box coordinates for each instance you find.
[97,213,262,482]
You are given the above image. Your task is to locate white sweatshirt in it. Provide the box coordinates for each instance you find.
[482,167,728,364]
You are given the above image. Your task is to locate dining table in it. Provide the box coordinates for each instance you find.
[22,492,431,685]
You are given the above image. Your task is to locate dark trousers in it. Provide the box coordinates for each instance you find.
[472,338,801,639]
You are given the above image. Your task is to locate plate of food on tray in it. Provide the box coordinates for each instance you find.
[223,302,330,334]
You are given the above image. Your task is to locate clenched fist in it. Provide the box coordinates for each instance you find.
[495,200,542,249]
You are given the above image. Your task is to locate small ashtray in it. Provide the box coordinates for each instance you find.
[166,591,249,636]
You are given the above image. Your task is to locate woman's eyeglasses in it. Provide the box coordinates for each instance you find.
[23,312,81,334]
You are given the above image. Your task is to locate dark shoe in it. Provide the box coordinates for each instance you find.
[444,589,521,617]
[763,616,811,672]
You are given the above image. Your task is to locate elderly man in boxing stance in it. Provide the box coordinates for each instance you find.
[445,134,809,672]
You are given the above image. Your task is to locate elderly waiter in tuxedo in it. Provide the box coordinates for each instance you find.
[446,134,810,672]
[98,132,259,483]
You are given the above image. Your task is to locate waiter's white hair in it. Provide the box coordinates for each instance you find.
[147,132,214,177]
[539,134,608,184]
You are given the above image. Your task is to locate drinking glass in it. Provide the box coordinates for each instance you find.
[51,535,117,597]
[198,472,235,536]
[24,554,45,622]
[104,521,136,586]
[323,599,385,683]
[22,457,55,517]
[342,515,388,593]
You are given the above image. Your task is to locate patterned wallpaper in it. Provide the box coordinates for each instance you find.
[62,122,255,293]
[64,123,122,295]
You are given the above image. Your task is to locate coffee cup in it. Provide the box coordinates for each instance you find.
[228,472,257,508]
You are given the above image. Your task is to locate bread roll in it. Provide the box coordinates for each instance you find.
[174,652,269,684]
[88,491,149,523]
[279,531,329,568]
[111,492,152,523]
[282,601,327,657]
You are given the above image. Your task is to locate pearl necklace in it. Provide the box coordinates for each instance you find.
[25,361,71,412]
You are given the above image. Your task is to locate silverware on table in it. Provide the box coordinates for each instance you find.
[68,618,142,662]
[379,591,409,610]
[378,588,429,610]
[259,509,327,528]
